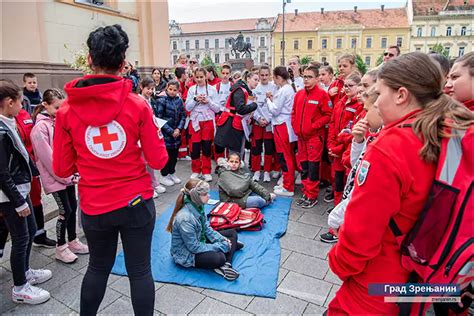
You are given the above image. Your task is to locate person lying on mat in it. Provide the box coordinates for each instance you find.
[167,179,243,281]
[216,152,276,209]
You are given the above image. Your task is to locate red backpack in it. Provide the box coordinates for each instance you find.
[390,126,473,315]
[208,202,265,231]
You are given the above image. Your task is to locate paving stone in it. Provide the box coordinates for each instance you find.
[201,288,253,310]
[278,272,332,306]
[288,208,304,221]
[99,296,134,315]
[298,212,330,228]
[287,220,321,239]
[324,268,343,285]
[280,248,291,264]
[190,297,249,315]
[246,292,308,315]
[0,243,12,264]
[4,297,73,315]
[3,251,53,272]
[109,276,131,297]
[280,233,332,259]
[0,282,17,314]
[278,268,289,286]
[283,252,329,279]
[40,260,81,292]
[69,253,90,272]
[304,302,327,315]
[184,285,206,293]
[324,284,340,307]
[154,284,205,314]
[0,265,12,285]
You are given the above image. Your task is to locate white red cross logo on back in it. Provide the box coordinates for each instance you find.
[85,121,127,159]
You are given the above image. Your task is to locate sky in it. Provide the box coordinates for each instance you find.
[168,0,407,23]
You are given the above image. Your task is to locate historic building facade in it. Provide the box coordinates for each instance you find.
[169,17,275,66]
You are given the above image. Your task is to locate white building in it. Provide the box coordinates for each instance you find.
[169,17,275,66]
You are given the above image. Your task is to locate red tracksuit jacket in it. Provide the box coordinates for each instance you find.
[15,110,35,159]
[328,110,437,314]
[328,76,345,106]
[291,85,332,140]
[464,99,474,111]
[53,75,168,215]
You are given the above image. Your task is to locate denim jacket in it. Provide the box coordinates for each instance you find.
[170,202,229,267]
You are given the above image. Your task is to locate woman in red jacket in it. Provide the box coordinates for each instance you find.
[327,52,473,314]
[327,54,357,106]
[445,52,473,111]
[52,25,168,316]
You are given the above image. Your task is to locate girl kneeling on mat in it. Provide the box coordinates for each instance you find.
[217,152,275,209]
[167,179,243,281]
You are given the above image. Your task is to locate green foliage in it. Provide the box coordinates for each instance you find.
[301,55,313,65]
[376,54,384,67]
[63,44,92,74]
[355,54,368,75]
[430,43,450,58]
[200,55,214,67]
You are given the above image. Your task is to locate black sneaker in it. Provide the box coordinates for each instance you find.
[214,263,239,281]
[323,192,334,203]
[296,195,308,206]
[319,230,338,243]
[325,186,333,194]
[319,180,330,189]
[302,199,318,209]
[33,233,56,248]
[236,241,245,250]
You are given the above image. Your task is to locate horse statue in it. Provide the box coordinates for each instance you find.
[228,32,254,58]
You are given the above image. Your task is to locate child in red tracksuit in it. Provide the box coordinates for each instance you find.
[327,72,363,206]
[327,54,357,107]
[292,66,332,208]
[445,52,474,111]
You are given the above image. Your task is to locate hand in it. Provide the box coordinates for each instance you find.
[270,193,276,201]
[265,91,273,99]
[352,119,369,144]
[328,87,338,96]
[72,173,80,184]
[172,129,181,138]
[226,238,232,248]
[18,206,30,217]
[248,96,255,102]
[267,95,273,102]
[258,119,268,127]
[458,291,473,308]
[328,149,339,158]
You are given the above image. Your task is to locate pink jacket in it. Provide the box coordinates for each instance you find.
[31,113,73,194]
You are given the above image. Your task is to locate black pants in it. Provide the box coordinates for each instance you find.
[52,186,77,246]
[0,198,36,286]
[194,229,238,269]
[161,148,179,177]
[80,198,156,316]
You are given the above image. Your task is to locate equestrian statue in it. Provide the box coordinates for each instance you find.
[228,32,254,58]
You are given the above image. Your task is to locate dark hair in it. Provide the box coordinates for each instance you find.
[32,88,64,120]
[166,80,180,90]
[454,51,474,77]
[388,45,401,56]
[166,179,201,232]
[22,73,36,82]
[175,67,186,80]
[228,151,241,161]
[151,68,163,82]
[221,64,232,71]
[194,67,207,77]
[204,65,219,79]
[320,65,334,75]
[140,76,154,88]
[428,53,450,77]
[259,65,271,73]
[0,79,22,104]
[273,66,290,80]
[241,69,258,83]
[87,24,129,72]
[345,71,362,85]
[305,65,320,77]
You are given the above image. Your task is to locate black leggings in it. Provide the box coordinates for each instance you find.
[161,148,179,176]
[52,186,77,246]
[194,229,238,269]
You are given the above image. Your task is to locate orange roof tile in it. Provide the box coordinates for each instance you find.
[412,0,447,15]
[273,8,409,32]
[445,0,474,10]
[177,17,275,34]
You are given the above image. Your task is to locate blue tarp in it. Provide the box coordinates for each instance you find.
[111,191,291,298]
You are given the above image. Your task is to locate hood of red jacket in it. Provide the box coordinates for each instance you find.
[63,75,131,126]
[464,99,474,111]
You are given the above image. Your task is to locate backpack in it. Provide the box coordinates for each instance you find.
[389,126,473,315]
[208,202,265,231]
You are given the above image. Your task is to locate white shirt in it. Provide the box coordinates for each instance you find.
[217,82,232,110]
[185,84,220,131]
[267,84,296,126]
[253,81,278,123]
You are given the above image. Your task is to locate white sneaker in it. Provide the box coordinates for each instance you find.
[273,184,283,190]
[295,172,302,185]
[190,173,200,180]
[277,176,283,186]
[263,172,271,183]
[252,171,261,182]
[170,174,182,184]
[274,187,294,197]
[271,171,280,179]
[160,175,175,187]
[12,283,50,305]
[153,191,159,199]
[203,174,212,182]
[178,155,192,161]
[154,185,166,194]
[25,269,52,285]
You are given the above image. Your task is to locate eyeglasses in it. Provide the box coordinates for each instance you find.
[344,83,356,88]
[189,61,197,64]
[124,66,130,70]
[383,52,395,57]
[303,75,315,80]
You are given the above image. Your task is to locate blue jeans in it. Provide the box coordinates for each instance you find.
[246,195,267,208]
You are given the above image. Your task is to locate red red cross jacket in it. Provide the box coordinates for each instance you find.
[328,76,345,106]
[15,109,35,159]
[53,75,168,215]
[291,85,332,140]
[464,99,474,111]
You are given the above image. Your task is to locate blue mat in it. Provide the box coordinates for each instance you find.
[111,190,291,298]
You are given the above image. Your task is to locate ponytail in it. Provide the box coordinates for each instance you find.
[31,103,46,121]
[166,191,185,233]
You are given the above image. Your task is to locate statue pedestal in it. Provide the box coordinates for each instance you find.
[227,58,254,71]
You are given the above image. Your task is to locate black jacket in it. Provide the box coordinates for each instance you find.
[0,120,38,209]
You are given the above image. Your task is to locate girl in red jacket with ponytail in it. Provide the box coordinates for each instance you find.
[327,54,357,106]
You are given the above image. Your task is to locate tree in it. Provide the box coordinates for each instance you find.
[355,54,368,75]
[64,44,92,74]
[376,54,384,67]
[430,43,450,58]
[301,55,313,65]
[200,55,215,67]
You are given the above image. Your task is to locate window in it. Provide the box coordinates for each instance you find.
[195,40,199,49]
[205,39,209,49]
[235,52,240,59]
[445,47,450,56]
[259,52,265,63]
[415,47,421,51]
[459,47,465,57]
[196,54,200,61]
[307,39,313,49]
[446,26,452,36]
[294,40,299,50]
[366,37,372,48]
[215,39,219,48]
[173,55,178,64]
[430,26,436,37]
[185,40,190,50]
[246,37,251,43]
[381,37,387,49]
[322,38,327,49]
[214,54,220,63]
[417,27,423,37]
[172,41,177,50]
[397,37,403,47]
[260,37,265,47]
[186,54,190,59]
[461,26,467,36]
[365,56,371,66]
[321,57,327,63]
[225,53,230,61]
[336,38,342,49]
[280,40,285,50]
[351,38,357,49]
[225,38,230,48]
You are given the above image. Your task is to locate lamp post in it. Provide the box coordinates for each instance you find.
[282,0,291,65]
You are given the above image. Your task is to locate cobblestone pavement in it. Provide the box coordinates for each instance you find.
[0,160,340,315]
